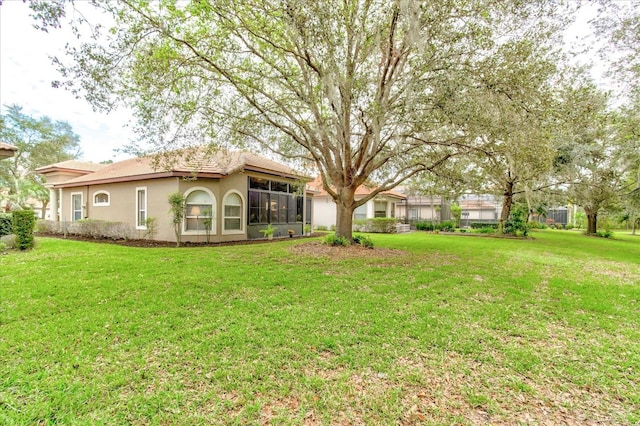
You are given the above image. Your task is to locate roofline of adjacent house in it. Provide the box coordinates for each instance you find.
[35,166,99,175]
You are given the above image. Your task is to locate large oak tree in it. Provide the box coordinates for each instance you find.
[26,0,573,239]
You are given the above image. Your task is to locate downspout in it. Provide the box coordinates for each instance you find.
[85,185,90,219]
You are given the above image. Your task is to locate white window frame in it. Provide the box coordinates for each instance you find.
[93,190,110,207]
[136,187,147,230]
[222,190,245,235]
[70,192,83,222]
[183,187,216,236]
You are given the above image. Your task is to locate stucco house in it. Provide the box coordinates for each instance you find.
[459,194,501,224]
[308,176,405,229]
[396,195,450,222]
[0,142,18,159]
[36,149,311,243]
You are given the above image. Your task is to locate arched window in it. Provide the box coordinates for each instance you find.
[184,188,215,233]
[223,191,244,233]
[93,191,110,206]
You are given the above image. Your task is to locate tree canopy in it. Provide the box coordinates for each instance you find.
[30,0,575,239]
[0,104,80,214]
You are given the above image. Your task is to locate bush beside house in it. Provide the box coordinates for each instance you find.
[12,209,37,250]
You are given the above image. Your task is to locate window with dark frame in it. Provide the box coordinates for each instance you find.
[248,177,303,225]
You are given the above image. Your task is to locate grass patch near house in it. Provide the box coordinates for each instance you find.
[1,230,639,424]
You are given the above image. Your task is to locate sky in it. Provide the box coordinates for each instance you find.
[0,0,133,163]
[0,1,605,164]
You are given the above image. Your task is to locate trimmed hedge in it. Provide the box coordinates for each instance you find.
[12,209,37,250]
[352,217,397,233]
[470,222,499,229]
[415,220,456,232]
[0,213,12,237]
[38,219,134,240]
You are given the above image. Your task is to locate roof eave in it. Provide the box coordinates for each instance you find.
[53,171,226,188]
[243,165,309,180]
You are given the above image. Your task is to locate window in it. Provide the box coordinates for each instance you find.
[223,191,243,232]
[249,177,270,190]
[136,187,147,229]
[71,193,83,221]
[374,201,387,218]
[184,188,214,232]
[93,191,110,206]
[354,204,367,220]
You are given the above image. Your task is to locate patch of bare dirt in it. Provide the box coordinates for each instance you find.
[287,241,407,259]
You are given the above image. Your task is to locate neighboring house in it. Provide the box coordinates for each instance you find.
[0,142,18,159]
[308,176,405,229]
[36,149,311,243]
[459,194,501,224]
[396,195,449,222]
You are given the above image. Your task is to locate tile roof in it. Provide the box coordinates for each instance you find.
[35,160,108,174]
[0,142,18,151]
[0,142,19,158]
[307,175,405,199]
[42,149,307,187]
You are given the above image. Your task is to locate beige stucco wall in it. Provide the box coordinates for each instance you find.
[60,178,181,241]
[177,172,249,243]
[56,172,306,243]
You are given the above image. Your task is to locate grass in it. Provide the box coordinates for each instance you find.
[1,229,639,424]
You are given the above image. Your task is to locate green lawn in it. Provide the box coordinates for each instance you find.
[1,230,639,424]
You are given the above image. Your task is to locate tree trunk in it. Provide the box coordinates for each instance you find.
[499,180,514,232]
[334,187,357,241]
[631,213,637,235]
[584,206,597,234]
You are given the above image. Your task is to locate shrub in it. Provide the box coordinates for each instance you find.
[369,218,397,233]
[470,222,498,229]
[352,218,397,233]
[0,240,6,253]
[0,213,12,237]
[143,217,158,240]
[504,205,529,237]
[37,219,133,240]
[595,229,613,238]
[438,221,455,232]
[325,234,350,246]
[476,226,496,234]
[352,234,374,248]
[315,225,329,231]
[415,221,434,231]
[1,234,17,250]
[168,191,186,247]
[12,209,37,250]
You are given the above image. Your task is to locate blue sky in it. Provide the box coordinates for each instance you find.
[0,1,604,164]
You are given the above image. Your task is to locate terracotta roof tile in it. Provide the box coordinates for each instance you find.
[35,160,108,174]
[307,175,405,199]
[44,149,307,187]
[0,142,18,151]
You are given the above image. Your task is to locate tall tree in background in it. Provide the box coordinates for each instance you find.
[41,0,572,240]
[0,104,80,215]
[560,84,625,234]
[434,35,562,230]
